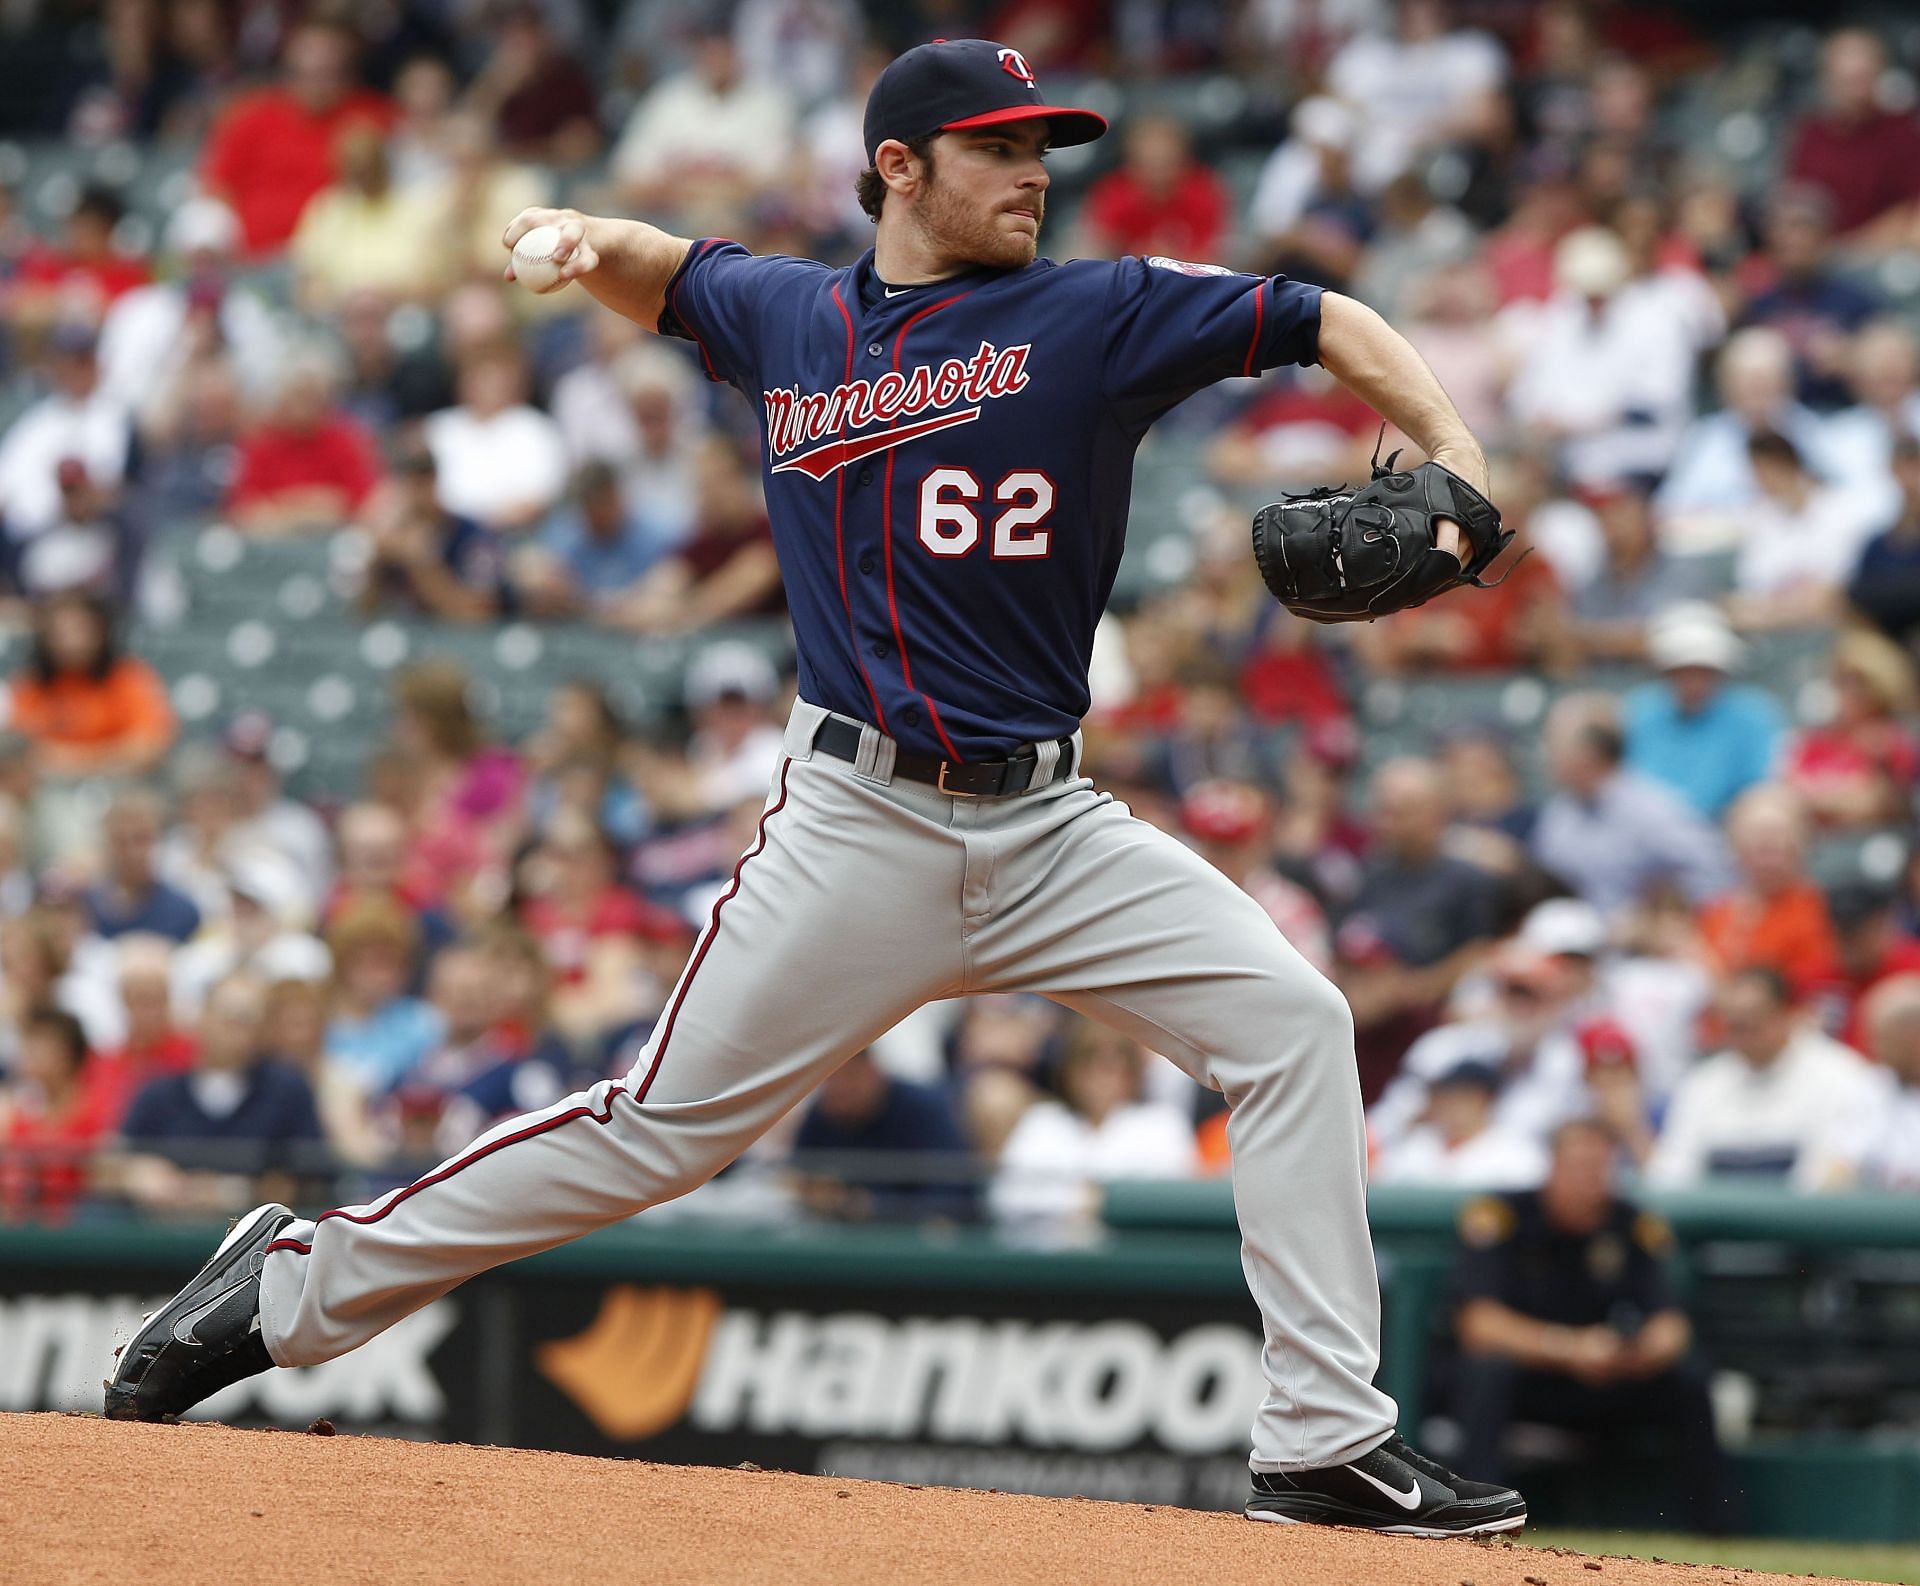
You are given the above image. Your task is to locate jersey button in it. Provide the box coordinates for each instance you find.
[871,640,890,658]
[867,342,884,357]
[857,466,873,486]
[902,706,922,727]
[858,554,876,574]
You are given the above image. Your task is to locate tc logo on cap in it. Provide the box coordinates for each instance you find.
[997,46,1036,86]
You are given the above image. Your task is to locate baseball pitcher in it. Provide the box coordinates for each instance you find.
[109,38,1523,1536]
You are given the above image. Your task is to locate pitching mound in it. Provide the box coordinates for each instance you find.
[0,1413,1873,1586]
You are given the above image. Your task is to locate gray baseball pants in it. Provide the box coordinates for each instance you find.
[259,698,1397,1472]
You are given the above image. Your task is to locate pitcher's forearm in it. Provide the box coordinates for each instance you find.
[579,218,695,332]
[1316,291,1486,489]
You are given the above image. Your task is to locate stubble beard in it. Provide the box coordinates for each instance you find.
[914,163,1042,270]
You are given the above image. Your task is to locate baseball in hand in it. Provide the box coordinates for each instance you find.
[511,225,570,293]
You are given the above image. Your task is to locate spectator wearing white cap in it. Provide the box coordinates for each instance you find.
[0,322,132,548]
[222,713,333,914]
[1622,603,1785,819]
[685,642,786,816]
[96,197,285,421]
[171,852,331,1018]
[1502,226,1718,488]
[1519,896,1709,1111]
[1248,95,1375,286]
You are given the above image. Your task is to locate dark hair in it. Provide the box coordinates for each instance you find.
[1746,429,1804,471]
[73,184,125,227]
[24,1007,89,1071]
[575,460,621,498]
[1729,964,1795,1009]
[557,678,626,747]
[855,134,934,222]
[1579,717,1624,767]
[30,593,119,684]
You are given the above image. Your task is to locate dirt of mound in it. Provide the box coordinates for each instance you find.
[0,1413,1873,1586]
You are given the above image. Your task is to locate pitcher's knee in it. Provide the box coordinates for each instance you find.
[1225,962,1355,1080]
[1282,968,1357,1056]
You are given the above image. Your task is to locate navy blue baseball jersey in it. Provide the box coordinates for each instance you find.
[658,241,1323,760]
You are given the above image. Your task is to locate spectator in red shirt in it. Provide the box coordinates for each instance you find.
[198,21,395,257]
[1783,629,1920,829]
[1,1008,111,1222]
[1180,780,1333,973]
[517,810,686,1047]
[1076,115,1230,264]
[226,348,382,535]
[517,810,660,985]
[15,186,151,321]
[1696,785,1839,994]
[1785,29,1920,250]
[1812,882,1920,1053]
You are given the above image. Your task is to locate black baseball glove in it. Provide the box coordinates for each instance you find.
[1250,449,1516,624]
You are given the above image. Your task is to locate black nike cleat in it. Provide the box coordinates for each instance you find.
[104,1203,295,1422]
[1246,1432,1527,1537]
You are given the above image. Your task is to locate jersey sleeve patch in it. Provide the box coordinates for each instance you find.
[1145,256,1235,277]
[1102,255,1323,432]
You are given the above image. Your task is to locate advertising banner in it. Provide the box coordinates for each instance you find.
[0,1242,1265,1510]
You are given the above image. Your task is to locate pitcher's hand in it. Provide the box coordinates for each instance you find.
[502,208,601,287]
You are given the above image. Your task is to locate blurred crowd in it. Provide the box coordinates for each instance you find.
[2,0,1920,1229]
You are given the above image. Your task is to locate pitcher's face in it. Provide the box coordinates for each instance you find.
[911,126,1050,270]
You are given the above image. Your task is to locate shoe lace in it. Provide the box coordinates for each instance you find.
[1380,1433,1457,1487]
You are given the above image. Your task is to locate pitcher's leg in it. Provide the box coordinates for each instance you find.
[973,785,1396,1471]
[262,756,966,1366]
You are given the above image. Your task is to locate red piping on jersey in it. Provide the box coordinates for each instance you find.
[265,761,795,1256]
[886,293,970,762]
[1242,278,1266,379]
[669,239,724,383]
[829,283,889,732]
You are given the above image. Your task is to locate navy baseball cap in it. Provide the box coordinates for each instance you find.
[863,39,1107,164]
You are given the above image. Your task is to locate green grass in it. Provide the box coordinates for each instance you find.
[1520,1530,1920,1584]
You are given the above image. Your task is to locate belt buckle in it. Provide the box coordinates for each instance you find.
[935,761,980,797]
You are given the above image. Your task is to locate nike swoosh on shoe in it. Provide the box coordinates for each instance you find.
[1350,1467,1425,1510]
[171,1281,249,1345]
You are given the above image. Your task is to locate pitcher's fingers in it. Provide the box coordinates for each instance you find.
[501,206,562,251]
[556,240,599,279]
[1436,518,1464,563]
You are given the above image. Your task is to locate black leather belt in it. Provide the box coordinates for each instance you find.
[813,716,1074,797]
